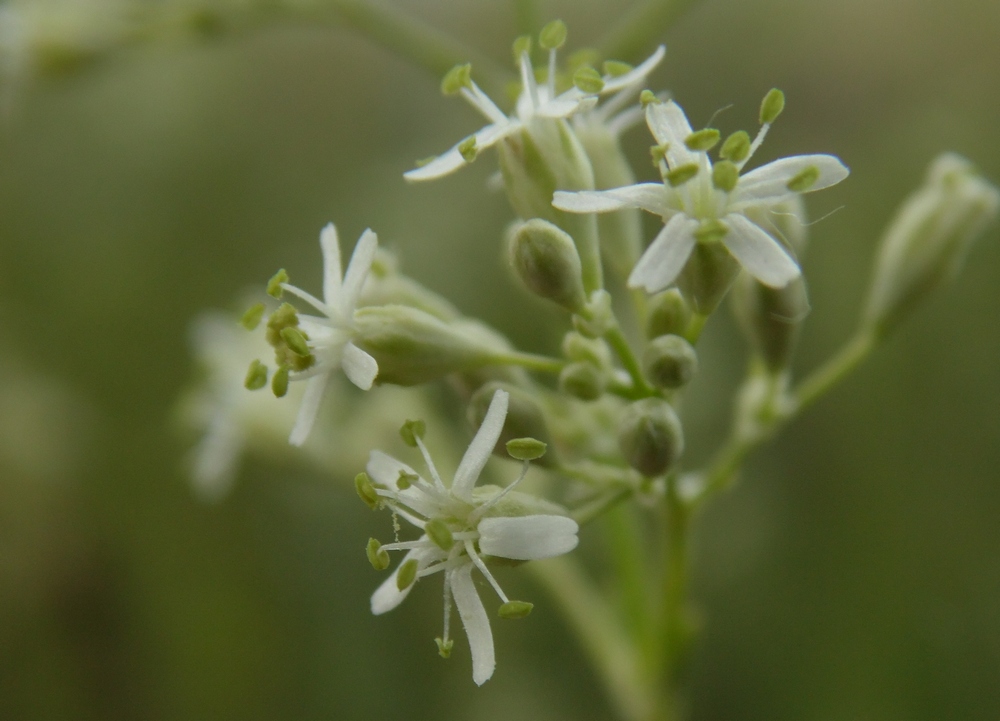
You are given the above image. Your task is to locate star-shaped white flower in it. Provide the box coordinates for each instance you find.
[553,98,850,291]
[404,45,666,182]
[365,389,579,685]
[278,224,379,446]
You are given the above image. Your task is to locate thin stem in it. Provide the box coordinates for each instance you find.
[604,505,657,666]
[682,312,708,345]
[793,330,876,412]
[598,0,704,63]
[494,351,566,374]
[571,486,632,526]
[606,326,656,397]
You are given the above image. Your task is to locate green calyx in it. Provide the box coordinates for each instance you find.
[458,136,478,162]
[355,472,379,510]
[424,519,455,551]
[506,437,547,461]
[435,637,454,658]
[720,131,751,163]
[573,65,604,94]
[694,219,729,244]
[240,303,266,331]
[243,359,268,391]
[760,88,785,125]
[396,559,419,591]
[786,165,820,192]
[498,600,534,619]
[685,128,721,152]
[603,60,633,77]
[399,419,426,447]
[666,163,700,187]
[712,160,739,192]
[266,269,288,298]
[539,20,567,51]
[441,63,472,95]
[366,538,390,571]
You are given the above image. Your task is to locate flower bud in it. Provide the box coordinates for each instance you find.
[645,289,691,339]
[864,153,1000,337]
[675,241,742,315]
[559,361,605,400]
[561,331,611,368]
[468,382,555,467]
[508,219,587,312]
[353,306,508,385]
[642,335,698,389]
[617,398,684,477]
[731,272,810,373]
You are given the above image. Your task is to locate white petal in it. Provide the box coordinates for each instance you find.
[451,389,508,499]
[367,450,418,487]
[722,213,801,288]
[537,92,596,119]
[645,101,696,168]
[366,451,441,520]
[190,411,242,503]
[319,223,342,304]
[553,183,669,216]
[601,45,666,94]
[341,342,378,390]
[371,548,429,615]
[339,229,377,316]
[627,214,698,293]
[478,515,579,560]
[731,154,850,208]
[403,122,515,182]
[450,564,495,686]
[288,372,329,447]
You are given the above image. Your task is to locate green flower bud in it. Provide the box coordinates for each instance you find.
[675,241,742,315]
[646,289,691,339]
[506,437,547,461]
[468,382,555,467]
[366,538,390,570]
[509,219,587,312]
[731,272,810,373]
[643,335,698,389]
[617,398,684,477]
[559,361,605,401]
[864,153,1000,337]
[498,600,534,619]
[561,331,611,368]
[355,472,379,510]
[353,306,509,385]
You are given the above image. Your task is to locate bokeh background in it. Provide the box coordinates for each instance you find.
[1,0,998,719]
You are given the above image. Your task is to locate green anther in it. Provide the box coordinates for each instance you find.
[399,419,426,447]
[396,470,418,490]
[650,144,668,166]
[441,63,472,95]
[694,219,729,243]
[760,88,785,125]
[266,269,288,298]
[786,165,820,192]
[355,472,379,510]
[435,637,453,658]
[280,326,310,357]
[498,600,534,619]
[458,136,477,162]
[506,437,547,461]
[240,303,265,331]
[243,359,268,390]
[366,538,390,571]
[424,519,454,551]
[720,130,751,163]
[539,20,567,51]
[396,558,418,591]
[512,35,532,62]
[712,160,739,192]
[666,163,700,187]
[685,128,721,152]
[573,65,604,94]
[640,89,659,107]
[603,60,633,77]
[271,365,289,398]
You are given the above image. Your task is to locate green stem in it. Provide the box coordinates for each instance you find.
[681,312,708,346]
[495,351,566,374]
[598,0,704,62]
[604,505,657,666]
[571,486,633,526]
[606,326,656,397]
[793,330,876,412]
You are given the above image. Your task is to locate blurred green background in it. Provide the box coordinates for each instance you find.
[1,0,998,719]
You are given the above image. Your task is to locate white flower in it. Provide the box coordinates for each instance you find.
[278,224,379,446]
[366,389,579,685]
[553,98,850,291]
[404,45,666,182]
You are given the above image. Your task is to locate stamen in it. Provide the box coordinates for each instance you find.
[436,572,454,658]
[464,540,509,603]
[415,437,447,492]
[519,50,541,112]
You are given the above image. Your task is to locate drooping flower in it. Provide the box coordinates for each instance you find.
[363,389,579,685]
[404,42,665,182]
[267,223,379,446]
[553,93,850,292]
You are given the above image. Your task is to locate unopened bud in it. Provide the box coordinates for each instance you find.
[366,538,390,570]
[469,382,555,467]
[617,398,684,477]
[509,219,587,312]
[643,335,698,389]
[864,153,1000,336]
[559,361,605,400]
[732,272,810,373]
[646,289,691,339]
[498,600,534,619]
[561,331,610,367]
